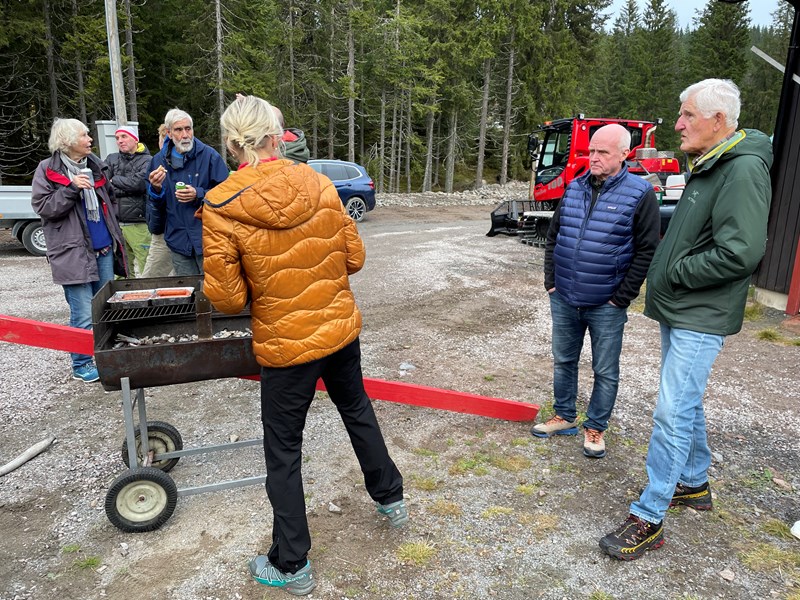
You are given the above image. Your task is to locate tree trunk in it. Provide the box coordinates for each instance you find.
[378,91,386,193]
[405,91,412,192]
[43,0,59,118]
[388,95,398,193]
[500,31,515,185]
[475,57,491,189]
[422,106,434,192]
[71,0,87,124]
[215,0,225,160]
[328,5,336,159]
[288,0,296,113]
[445,110,457,193]
[123,0,138,122]
[311,105,318,158]
[346,0,355,162]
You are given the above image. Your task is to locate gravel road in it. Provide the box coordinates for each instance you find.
[1,183,798,600]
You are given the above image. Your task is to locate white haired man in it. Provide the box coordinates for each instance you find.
[600,79,773,559]
[146,109,228,275]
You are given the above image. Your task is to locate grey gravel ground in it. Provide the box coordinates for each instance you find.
[1,183,799,600]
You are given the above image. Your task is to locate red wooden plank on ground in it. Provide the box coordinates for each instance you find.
[1,314,539,422]
[0,314,94,356]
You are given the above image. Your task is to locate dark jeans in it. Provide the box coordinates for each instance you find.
[549,290,628,432]
[170,250,203,276]
[260,337,403,573]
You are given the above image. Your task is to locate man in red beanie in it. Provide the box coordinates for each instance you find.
[106,124,152,276]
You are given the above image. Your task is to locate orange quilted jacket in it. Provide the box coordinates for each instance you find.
[202,159,365,367]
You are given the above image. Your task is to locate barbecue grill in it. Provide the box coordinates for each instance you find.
[93,276,267,532]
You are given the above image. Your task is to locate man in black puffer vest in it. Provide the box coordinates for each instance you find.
[106,124,151,277]
[531,124,660,460]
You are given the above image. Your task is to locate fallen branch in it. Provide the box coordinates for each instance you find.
[0,436,56,476]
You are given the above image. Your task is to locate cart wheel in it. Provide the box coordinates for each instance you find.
[105,467,178,532]
[121,421,183,472]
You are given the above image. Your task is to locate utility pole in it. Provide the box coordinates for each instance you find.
[105,0,128,124]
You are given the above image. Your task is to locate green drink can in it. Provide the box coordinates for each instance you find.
[175,181,186,191]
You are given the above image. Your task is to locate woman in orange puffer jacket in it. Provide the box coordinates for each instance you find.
[202,95,405,596]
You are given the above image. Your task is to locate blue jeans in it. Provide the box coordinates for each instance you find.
[549,291,628,431]
[62,250,114,370]
[630,324,724,524]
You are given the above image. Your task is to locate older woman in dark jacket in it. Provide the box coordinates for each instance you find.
[31,118,126,383]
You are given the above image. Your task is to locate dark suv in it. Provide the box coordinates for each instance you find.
[308,159,376,222]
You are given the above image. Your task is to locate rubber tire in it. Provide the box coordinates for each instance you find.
[121,421,183,473]
[21,221,47,256]
[105,467,178,532]
[346,197,368,222]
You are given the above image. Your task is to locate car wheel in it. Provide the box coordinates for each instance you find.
[346,197,368,222]
[21,221,47,256]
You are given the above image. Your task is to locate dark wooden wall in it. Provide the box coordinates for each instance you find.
[754,0,800,297]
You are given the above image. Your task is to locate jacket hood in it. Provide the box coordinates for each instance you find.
[205,160,320,230]
[690,129,773,174]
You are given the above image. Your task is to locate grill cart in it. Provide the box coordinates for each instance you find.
[93,276,265,532]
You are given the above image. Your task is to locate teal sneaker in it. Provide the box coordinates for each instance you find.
[72,363,100,383]
[248,557,316,596]
[376,499,409,528]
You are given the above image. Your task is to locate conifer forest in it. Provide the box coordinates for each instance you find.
[0,0,794,190]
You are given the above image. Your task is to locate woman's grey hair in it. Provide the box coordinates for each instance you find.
[48,118,89,153]
[680,79,740,129]
[164,108,193,130]
[220,95,283,167]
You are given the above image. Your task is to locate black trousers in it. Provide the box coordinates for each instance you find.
[260,337,404,573]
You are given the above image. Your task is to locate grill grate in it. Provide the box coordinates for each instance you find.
[99,302,196,324]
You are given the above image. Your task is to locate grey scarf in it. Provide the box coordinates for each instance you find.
[60,152,100,222]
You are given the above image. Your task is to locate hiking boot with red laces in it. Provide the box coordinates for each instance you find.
[583,428,606,458]
[599,515,664,560]
[531,415,578,438]
[670,482,713,510]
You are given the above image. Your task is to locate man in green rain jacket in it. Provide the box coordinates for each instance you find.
[600,78,772,560]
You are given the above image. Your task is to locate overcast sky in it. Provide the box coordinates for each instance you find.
[605,0,783,29]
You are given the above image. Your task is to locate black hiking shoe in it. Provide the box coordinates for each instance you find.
[599,515,664,560]
[670,482,712,510]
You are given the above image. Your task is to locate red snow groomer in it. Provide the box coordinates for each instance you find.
[488,115,682,241]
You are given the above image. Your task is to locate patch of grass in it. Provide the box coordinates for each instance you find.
[343,586,362,597]
[516,483,539,496]
[741,467,774,489]
[740,543,800,572]
[761,519,794,540]
[396,540,436,565]
[74,556,101,570]
[428,499,461,517]
[589,591,615,600]
[792,339,800,347]
[480,505,513,519]
[743,301,764,322]
[488,454,531,472]
[412,447,438,458]
[518,512,560,535]
[756,328,783,342]
[483,374,495,382]
[410,475,440,491]
[510,437,529,447]
[537,403,555,422]
[449,452,489,476]
[61,543,81,554]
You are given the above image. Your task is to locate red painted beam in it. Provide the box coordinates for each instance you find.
[785,235,800,315]
[0,314,94,355]
[1,314,539,422]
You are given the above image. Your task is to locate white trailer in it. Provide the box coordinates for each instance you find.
[0,186,46,256]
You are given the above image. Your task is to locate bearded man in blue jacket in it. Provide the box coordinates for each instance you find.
[531,123,660,460]
[147,108,229,275]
